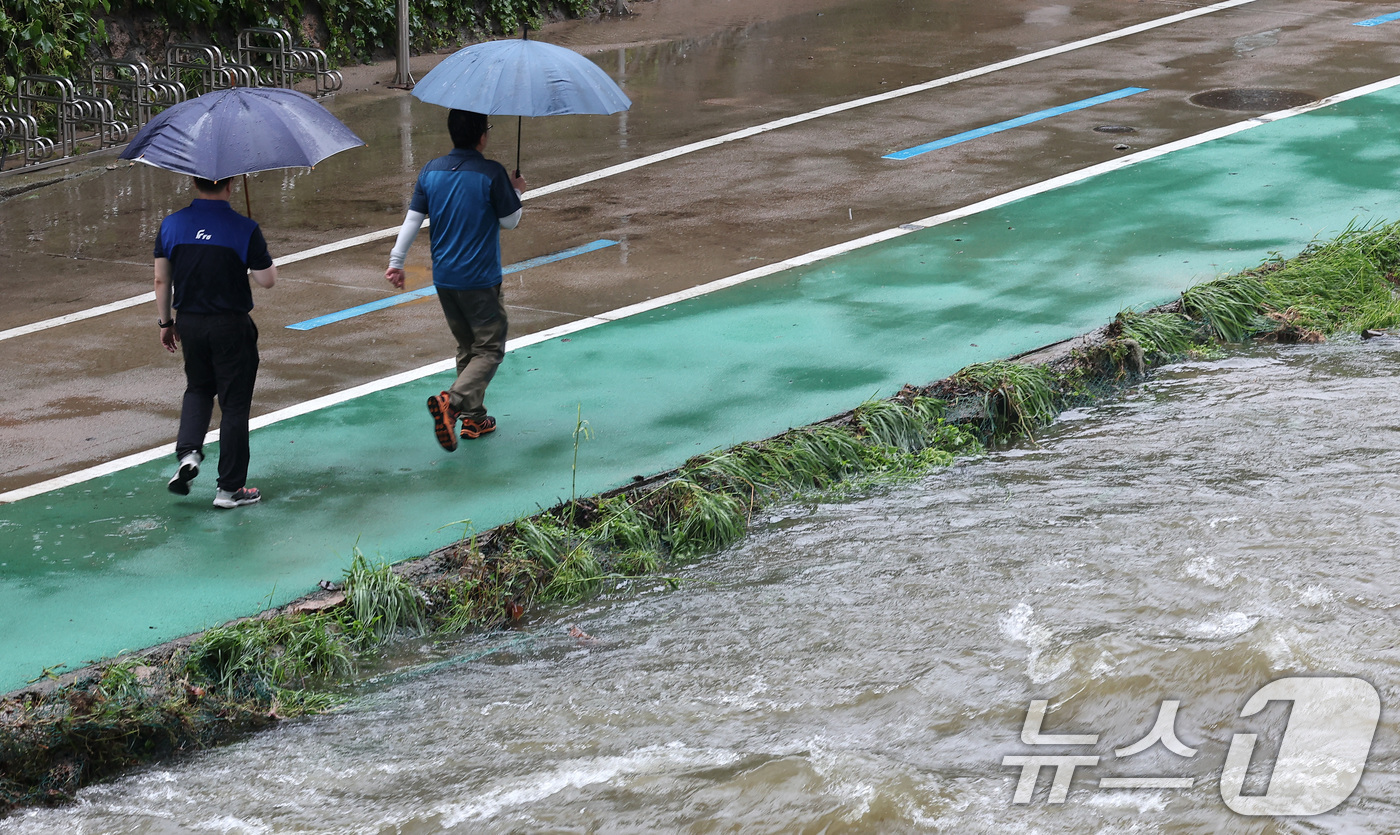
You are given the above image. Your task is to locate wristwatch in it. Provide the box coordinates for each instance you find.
[158,318,175,328]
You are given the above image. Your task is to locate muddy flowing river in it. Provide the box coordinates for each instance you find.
[6,340,1400,832]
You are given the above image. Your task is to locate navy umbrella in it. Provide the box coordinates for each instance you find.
[412,31,631,174]
[120,87,365,215]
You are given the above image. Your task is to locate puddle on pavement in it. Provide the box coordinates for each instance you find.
[2,0,1137,271]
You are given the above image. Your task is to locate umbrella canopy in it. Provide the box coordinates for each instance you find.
[119,87,365,180]
[412,39,631,117]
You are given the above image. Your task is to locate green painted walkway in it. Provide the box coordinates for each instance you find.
[4,86,1399,693]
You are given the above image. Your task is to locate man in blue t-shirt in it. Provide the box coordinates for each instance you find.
[154,176,278,508]
[385,109,525,452]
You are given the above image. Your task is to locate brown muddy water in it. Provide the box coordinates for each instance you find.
[6,340,1400,832]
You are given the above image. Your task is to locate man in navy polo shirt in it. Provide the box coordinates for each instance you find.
[385,109,526,452]
[154,176,278,508]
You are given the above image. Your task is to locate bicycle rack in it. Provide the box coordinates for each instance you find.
[16,75,129,158]
[233,28,341,96]
[90,58,187,128]
[0,109,57,168]
[236,27,293,88]
[2,32,344,170]
[165,43,261,96]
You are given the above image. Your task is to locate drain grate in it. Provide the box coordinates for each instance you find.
[1189,88,1316,111]
[1093,125,1138,134]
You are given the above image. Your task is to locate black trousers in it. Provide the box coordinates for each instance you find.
[174,312,260,491]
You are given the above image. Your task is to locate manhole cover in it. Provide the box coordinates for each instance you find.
[1093,125,1137,134]
[1189,88,1316,111]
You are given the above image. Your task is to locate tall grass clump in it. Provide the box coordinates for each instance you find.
[185,614,352,693]
[1181,274,1270,343]
[509,517,605,602]
[652,476,749,557]
[587,495,663,570]
[1257,220,1400,334]
[1116,310,1199,362]
[855,396,945,452]
[762,425,868,490]
[342,548,428,645]
[953,361,1060,437]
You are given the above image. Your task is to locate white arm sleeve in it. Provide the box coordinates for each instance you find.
[499,207,522,230]
[388,209,427,269]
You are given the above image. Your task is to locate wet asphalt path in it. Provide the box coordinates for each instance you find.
[2,0,1399,494]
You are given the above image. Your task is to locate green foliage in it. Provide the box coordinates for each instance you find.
[1257,220,1400,334]
[587,495,660,554]
[437,577,486,632]
[1116,311,1199,363]
[953,361,1060,438]
[758,425,867,491]
[652,476,749,557]
[509,517,605,602]
[1,0,109,95]
[342,548,427,645]
[855,396,946,452]
[96,659,145,702]
[185,613,353,691]
[1180,274,1270,343]
[321,0,542,64]
[2,0,601,100]
[612,547,660,576]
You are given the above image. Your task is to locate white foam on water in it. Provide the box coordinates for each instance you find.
[804,743,885,820]
[1089,650,1118,679]
[1000,602,1074,684]
[190,816,272,834]
[1182,554,1240,588]
[434,743,740,825]
[1294,583,1336,607]
[1260,624,1359,673]
[1184,611,1259,639]
[1084,789,1171,815]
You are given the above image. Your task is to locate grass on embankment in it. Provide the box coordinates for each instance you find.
[5,219,1400,813]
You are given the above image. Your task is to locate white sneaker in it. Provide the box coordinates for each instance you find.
[167,451,202,495]
[213,487,261,509]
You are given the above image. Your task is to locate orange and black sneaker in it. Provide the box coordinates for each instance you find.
[427,391,459,451]
[460,415,497,439]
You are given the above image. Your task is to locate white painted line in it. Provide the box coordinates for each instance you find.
[7,72,1397,505]
[0,292,155,342]
[0,0,1260,345]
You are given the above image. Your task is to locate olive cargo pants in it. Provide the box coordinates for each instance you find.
[436,284,508,420]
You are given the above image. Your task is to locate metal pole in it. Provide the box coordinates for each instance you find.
[516,24,528,176]
[392,0,414,88]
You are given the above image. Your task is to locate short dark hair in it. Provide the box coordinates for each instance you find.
[193,176,233,194]
[447,110,489,149]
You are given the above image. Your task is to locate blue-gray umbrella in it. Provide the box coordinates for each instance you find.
[120,87,365,215]
[411,33,631,173]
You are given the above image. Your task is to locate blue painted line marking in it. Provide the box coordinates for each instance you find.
[500,239,618,275]
[883,87,1150,160]
[1355,10,1400,26]
[287,239,619,330]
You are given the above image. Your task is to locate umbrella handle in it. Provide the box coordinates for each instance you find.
[243,173,252,219]
[516,115,522,178]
